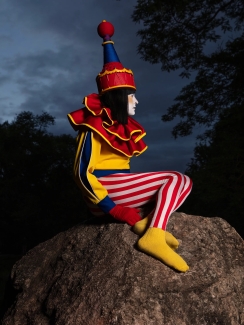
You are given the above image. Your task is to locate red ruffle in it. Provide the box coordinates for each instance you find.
[67,93,147,157]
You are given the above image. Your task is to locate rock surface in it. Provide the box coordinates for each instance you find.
[1,212,244,325]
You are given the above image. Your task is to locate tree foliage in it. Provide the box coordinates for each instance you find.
[181,105,244,237]
[133,0,244,235]
[163,36,244,137]
[0,112,87,254]
[132,0,244,137]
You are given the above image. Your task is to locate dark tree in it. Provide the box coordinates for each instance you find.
[132,0,244,137]
[181,105,244,237]
[0,112,87,254]
[132,0,244,235]
[162,36,244,137]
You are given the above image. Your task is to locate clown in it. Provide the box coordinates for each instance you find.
[68,21,192,272]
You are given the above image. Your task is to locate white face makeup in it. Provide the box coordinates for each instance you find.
[127,93,138,116]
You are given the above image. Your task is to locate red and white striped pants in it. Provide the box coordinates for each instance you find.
[86,171,192,230]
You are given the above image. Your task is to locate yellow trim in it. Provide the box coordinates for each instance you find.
[98,67,134,78]
[81,123,147,157]
[103,107,114,125]
[102,121,145,141]
[73,130,145,206]
[135,145,148,156]
[100,84,136,93]
[102,20,106,22]
[71,100,144,142]
[73,132,103,202]
[134,133,146,143]
[69,100,147,156]
[102,41,114,45]
[67,113,79,126]
[83,97,113,120]
[84,96,104,116]
[83,103,144,142]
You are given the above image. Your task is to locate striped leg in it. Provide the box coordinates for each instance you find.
[84,172,160,216]
[149,172,192,230]
[133,173,192,248]
[99,171,192,230]
[99,171,192,272]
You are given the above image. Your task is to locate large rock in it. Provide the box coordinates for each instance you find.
[1,212,244,325]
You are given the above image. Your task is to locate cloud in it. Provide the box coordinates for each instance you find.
[0,0,197,173]
[4,0,138,43]
[0,35,12,44]
[0,74,10,85]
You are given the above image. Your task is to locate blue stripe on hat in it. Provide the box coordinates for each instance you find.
[104,43,120,64]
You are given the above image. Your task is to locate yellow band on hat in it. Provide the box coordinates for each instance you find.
[98,67,134,78]
[102,41,114,46]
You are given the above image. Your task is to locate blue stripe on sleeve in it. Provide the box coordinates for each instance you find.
[79,131,95,196]
[97,195,116,213]
[93,169,130,177]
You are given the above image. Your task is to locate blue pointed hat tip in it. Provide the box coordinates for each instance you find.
[97,20,120,64]
[104,43,120,64]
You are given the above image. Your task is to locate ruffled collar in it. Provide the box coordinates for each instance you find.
[67,93,147,157]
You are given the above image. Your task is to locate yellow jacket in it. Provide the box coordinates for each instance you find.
[74,130,131,213]
[68,93,147,213]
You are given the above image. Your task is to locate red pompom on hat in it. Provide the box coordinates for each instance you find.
[97,20,114,39]
[96,20,136,94]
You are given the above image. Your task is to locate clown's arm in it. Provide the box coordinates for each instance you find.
[73,130,141,225]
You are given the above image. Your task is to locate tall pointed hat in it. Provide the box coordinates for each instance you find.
[96,20,136,94]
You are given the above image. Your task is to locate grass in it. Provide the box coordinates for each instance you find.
[0,255,21,315]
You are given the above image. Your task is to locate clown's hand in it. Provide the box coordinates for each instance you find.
[109,205,141,226]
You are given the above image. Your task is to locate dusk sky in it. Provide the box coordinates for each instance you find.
[0,0,200,173]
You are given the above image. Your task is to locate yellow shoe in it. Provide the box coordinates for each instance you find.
[165,232,179,250]
[133,217,179,250]
[133,215,151,235]
[137,227,189,272]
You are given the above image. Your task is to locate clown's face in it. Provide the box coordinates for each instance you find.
[127,93,138,116]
